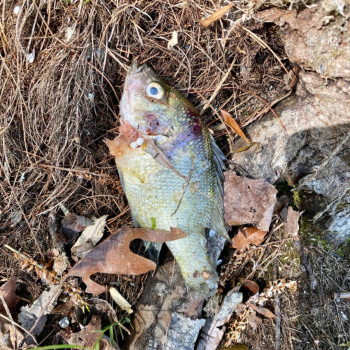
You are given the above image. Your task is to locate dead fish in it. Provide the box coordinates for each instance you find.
[106,62,228,296]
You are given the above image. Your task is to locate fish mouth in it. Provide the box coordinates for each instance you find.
[128,61,157,79]
[130,61,150,73]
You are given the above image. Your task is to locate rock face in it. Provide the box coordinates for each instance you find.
[257,0,350,80]
[232,1,350,242]
[232,72,350,242]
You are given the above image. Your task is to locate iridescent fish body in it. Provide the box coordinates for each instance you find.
[106,63,228,296]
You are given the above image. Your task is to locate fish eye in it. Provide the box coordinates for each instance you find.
[146,82,164,99]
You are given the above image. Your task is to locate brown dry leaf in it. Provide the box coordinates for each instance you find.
[232,227,267,250]
[61,213,94,242]
[282,206,301,239]
[224,171,277,231]
[221,110,250,145]
[247,302,276,318]
[199,3,234,27]
[68,227,186,295]
[71,215,108,261]
[0,275,20,313]
[64,314,101,348]
[218,345,249,350]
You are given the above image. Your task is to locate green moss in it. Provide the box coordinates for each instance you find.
[299,216,332,250]
[275,180,302,210]
[275,180,293,196]
[335,237,350,258]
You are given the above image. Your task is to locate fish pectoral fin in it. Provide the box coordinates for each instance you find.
[209,205,231,241]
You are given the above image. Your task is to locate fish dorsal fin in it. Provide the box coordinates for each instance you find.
[208,135,230,241]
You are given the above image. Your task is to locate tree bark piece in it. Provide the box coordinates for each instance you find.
[124,234,227,350]
[123,259,205,350]
[196,290,243,350]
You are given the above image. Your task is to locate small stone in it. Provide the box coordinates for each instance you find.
[59,316,69,328]
[136,137,144,146]
[130,142,138,149]
[13,6,20,15]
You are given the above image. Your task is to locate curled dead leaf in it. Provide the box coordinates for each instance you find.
[109,287,133,314]
[68,227,186,295]
[0,275,20,313]
[232,227,267,250]
[224,171,277,231]
[282,206,301,239]
[62,213,94,242]
[247,302,276,318]
[221,110,250,145]
[71,215,108,261]
[199,3,234,27]
[239,280,259,296]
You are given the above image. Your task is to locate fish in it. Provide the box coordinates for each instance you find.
[106,62,228,296]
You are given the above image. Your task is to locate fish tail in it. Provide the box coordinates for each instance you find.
[166,232,218,298]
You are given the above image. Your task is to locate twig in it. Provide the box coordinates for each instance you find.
[39,164,108,178]
[273,262,282,350]
[200,58,236,114]
[332,292,350,300]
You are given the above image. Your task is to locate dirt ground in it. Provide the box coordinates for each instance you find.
[0,0,349,349]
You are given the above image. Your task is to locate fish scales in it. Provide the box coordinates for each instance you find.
[106,63,227,296]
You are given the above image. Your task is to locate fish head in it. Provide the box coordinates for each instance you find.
[120,62,199,139]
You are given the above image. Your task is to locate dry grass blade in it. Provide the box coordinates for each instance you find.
[199,3,234,27]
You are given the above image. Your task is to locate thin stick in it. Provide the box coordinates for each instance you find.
[39,164,108,178]
[200,58,236,114]
[273,262,282,350]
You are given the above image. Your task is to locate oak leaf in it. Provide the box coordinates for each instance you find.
[68,227,186,295]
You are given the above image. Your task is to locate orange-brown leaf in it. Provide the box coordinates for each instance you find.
[199,3,234,27]
[247,302,276,318]
[221,110,250,145]
[68,227,186,295]
[232,227,267,250]
[0,275,20,313]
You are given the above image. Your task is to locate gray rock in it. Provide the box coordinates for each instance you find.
[257,0,350,80]
[232,72,350,241]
